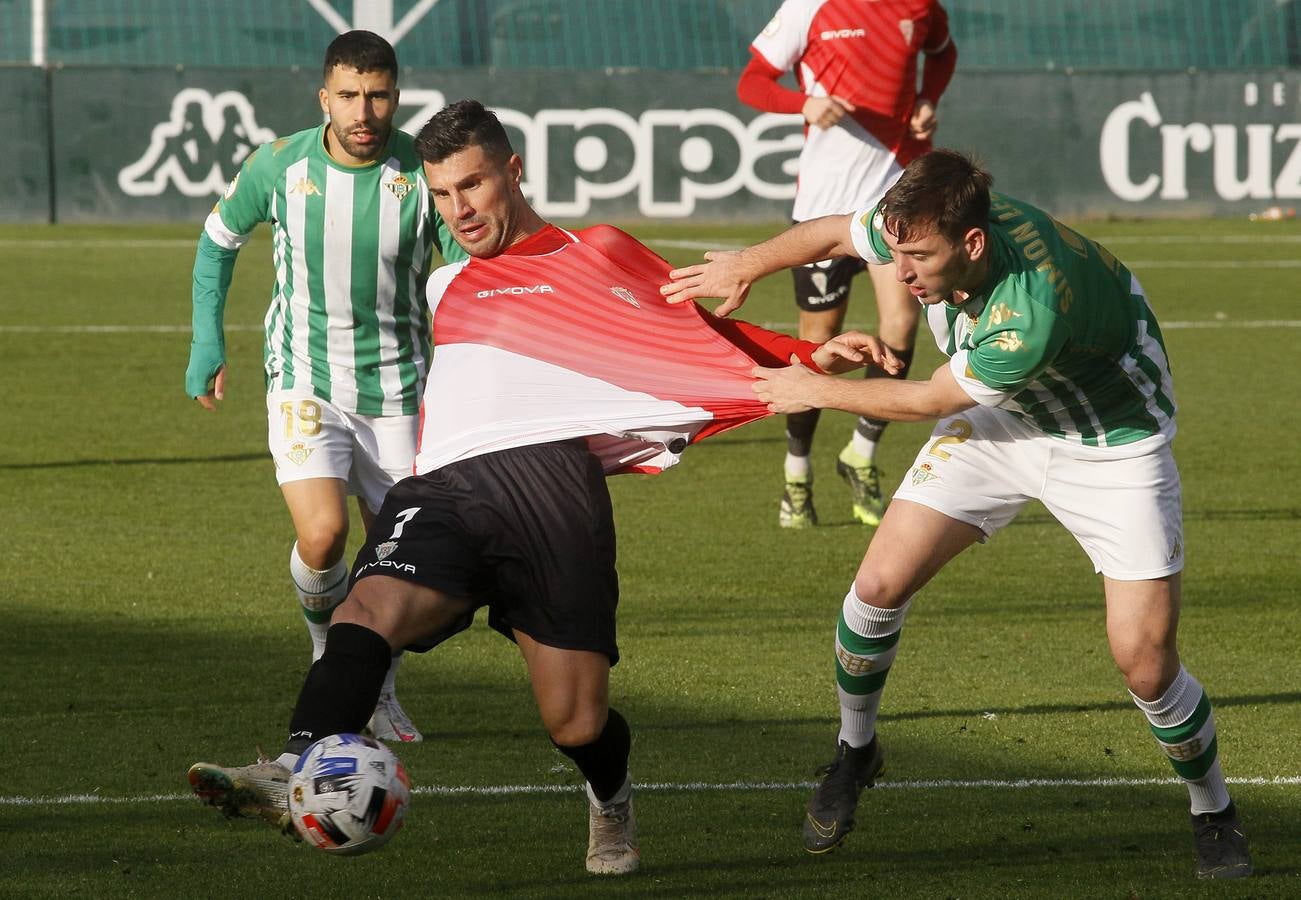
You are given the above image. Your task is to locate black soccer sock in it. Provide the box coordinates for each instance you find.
[786,409,823,458]
[284,623,392,757]
[553,707,631,802]
[855,346,915,442]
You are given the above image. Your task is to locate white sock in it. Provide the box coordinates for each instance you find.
[586,774,632,811]
[850,430,877,461]
[290,543,349,662]
[276,751,300,770]
[784,453,811,479]
[380,652,403,696]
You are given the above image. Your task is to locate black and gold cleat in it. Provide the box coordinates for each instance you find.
[802,737,885,854]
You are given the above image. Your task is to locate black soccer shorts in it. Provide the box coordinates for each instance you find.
[351,438,622,662]
[791,254,867,312]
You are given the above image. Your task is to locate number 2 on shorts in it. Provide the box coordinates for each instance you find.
[926,418,973,461]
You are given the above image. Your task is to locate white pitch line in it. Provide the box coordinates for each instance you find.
[0,239,197,248]
[1124,260,1301,268]
[0,324,263,334]
[1093,234,1301,244]
[750,319,1301,332]
[649,235,1301,252]
[0,234,1297,253]
[2,320,1299,336]
[2,775,1297,807]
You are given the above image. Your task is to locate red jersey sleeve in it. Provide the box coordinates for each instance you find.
[700,313,825,373]
[576,224,673,277]
[575,223,824,372]
[736,52,806,115]
[919,3,957,105]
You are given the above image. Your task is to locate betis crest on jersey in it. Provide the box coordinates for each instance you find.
[385,174,414,201]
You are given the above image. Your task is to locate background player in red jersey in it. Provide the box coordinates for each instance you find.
[738,0,956,528]
[186,99,899,877]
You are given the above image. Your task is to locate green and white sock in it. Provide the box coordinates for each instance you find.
[1131,665,1231,815]
[290,543,349,662]
[836,586,910,748]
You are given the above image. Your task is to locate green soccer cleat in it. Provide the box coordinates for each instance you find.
[836,446,884,526]
[803,737,885,854]
[779,473,817,529]
[188,754,296,836]
[1191,802,1252,879]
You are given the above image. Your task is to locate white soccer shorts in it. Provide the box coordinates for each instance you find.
[892,405,1184,580]
[266,388,418,513]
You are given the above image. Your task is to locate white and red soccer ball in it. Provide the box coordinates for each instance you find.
[288,733,411,855]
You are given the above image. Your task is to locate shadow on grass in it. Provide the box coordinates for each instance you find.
[0,452,265,470]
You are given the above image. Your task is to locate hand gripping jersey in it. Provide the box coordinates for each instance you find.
[202,125,466,416]
[850,194,1177,451]
[749,0,954,220]
[417,225,820,475]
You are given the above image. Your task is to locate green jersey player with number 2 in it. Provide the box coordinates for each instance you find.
[662,148,1251,881]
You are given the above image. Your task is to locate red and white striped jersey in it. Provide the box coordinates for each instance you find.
[748,0,954,220]
[416,224,820,475]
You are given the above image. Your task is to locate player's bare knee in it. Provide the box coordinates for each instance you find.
[545,709,606,748]
[1115,650,1180,701]
[853,571,909,609]
[295,526,348,569]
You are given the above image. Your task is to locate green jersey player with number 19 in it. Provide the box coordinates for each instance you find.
[184,31,466,745]
[662,149,1251,880]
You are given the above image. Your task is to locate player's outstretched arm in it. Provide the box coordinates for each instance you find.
[187,232,238,411]
[661,215,859,317]
[752,358,975,420]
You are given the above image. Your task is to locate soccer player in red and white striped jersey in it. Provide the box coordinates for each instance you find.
[183,99,898,875]
[739,0,956,528]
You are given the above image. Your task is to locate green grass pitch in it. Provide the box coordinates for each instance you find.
[0,218,1298,898]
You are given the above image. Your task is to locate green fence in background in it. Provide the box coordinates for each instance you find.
[1,0,1298,70]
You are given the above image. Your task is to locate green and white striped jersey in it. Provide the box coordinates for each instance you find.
[849,192,1176,449]
[204,125,466,416]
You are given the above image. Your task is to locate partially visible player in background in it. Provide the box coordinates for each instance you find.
[184,30,466,742]
[738,0,956,528]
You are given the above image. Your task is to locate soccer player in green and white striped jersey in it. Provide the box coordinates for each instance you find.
[663,149,1251,880]
[185,31,466,745]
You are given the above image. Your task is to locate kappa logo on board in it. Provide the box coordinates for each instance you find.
[119,88,276,198]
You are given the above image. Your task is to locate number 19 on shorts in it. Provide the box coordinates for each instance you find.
[280,399,323,438]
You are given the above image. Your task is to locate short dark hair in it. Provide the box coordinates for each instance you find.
[879,149,993,245]
[414,99,514,165]
[323,30,398,82]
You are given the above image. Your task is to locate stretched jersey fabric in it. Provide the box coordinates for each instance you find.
[849,193,1177,450]
[418,225,820,475]
[747,0,955,221]
[200,125,466,416]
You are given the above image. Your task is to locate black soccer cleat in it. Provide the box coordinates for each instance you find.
[802,737,885,854]
[1191,801,1252,879]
